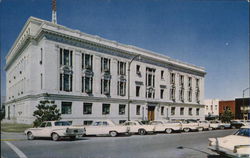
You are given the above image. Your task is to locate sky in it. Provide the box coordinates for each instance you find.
[0,0,249,100]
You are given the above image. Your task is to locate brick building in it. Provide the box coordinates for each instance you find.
[219,100,235,118]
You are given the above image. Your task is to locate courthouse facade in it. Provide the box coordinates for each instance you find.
[5,17,206,125]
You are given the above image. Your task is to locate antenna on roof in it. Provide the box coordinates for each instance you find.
[52,0,57,24]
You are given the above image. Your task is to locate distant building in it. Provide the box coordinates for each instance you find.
[204,99,219,119]
[235,98,250,120]
[219,100,235,118]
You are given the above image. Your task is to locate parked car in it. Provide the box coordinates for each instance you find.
[209,120,231,130]
[208,125,250,158]
[24,121,85,141]
[231,120,250,129]
[149,120,182,134]
[198,120,212,131]
[181,120,201,132]
[84,120,129,137]
[122,120,155,135]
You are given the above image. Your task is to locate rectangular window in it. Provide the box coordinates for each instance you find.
[170,73,175,84]
[102,104,110,115]
[101,57,110,72]
[188,90,192,102]
[136,105,141,115]
[82,53,93,70]
[119,120,126,124]
[161,70,164,79]
[188,77,192,87]
[119,104,126,115]
[146,67,155,98]
[180,107,184,115]
[83,103,92,114]
[189,108,192,116]
[117,61,126,75]
[161,106,164,115]
[196,78,199,88]
[83,120,93,126]
[61,74,72,92]
[101,79,110,95]
[117,81,126,96]
[170,88,175,101]
[179,89,184,101]
[196,108,200,116]
[171,107,175,115]
[179,75,184,86]
[60,48,73,66]
[40,48,43,65]
[136,65,141,75]
[160,89,164,99]
[82,77,93,93]
[61,102,72,114]
[136,86,140,97]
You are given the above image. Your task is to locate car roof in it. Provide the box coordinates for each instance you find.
[241,125,250,129]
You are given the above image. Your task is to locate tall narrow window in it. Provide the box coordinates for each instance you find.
[188,77,192,87]
[136,86,140,97]
[179,75,184,86]
[188,108,192,115]
[161,107,164,115]
[40,48,43,65]
[82,77,93,93]
[101,79,110,95]
[82,53,93,70]
[136,105,141,115]
[180,107,184,115]
[188,90,192,102]
[118,61,126,75]
[160,89,164,99]
[161,71,164,79]
[101,57,110,72]
[171,107,175,115]
[102,104,110,115]
[117,81,126,96]
[146,67,155,98]
[170,88,175,101]
[136,65,141,75]
[196,108,200,116]
[170,73,175,84]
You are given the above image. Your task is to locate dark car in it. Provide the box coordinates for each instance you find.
[230,120,244,129]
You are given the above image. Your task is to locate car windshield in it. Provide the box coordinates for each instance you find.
[234,128,250,137]
[54,121,71,126]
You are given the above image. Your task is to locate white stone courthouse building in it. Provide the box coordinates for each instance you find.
[5,17,206,125]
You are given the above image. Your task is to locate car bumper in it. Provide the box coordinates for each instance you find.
[208,146,250,158]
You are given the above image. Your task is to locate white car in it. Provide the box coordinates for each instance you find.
[198,120,212,131]
[209,120,231,130]
[122,120,155,135]
[24,121,85,141]
[84,120,129,137]
[149,120,182,134]
[181,120,201,132]
[208,125,250,158]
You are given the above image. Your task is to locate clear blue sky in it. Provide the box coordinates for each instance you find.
[0,0,249,100]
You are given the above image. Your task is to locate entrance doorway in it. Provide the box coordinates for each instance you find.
[148,106,155,121]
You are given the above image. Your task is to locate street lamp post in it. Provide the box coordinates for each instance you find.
[127,54,141,121]
[242,87,250,119]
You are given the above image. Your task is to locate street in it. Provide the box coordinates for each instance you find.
[1,129,236,158]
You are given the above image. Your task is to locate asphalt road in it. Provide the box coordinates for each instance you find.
[1,129,236,158]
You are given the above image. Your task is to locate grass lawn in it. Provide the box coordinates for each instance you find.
[1,123,33,133]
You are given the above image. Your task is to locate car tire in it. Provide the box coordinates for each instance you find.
[138,129,146,135]
[198,127,204,132]
[51,133,60,141]
[27,132,34,140]
[110,131,118,137]
[183,128,190,132]
[165,128,172,134]
[208,127,213,131]
[70,136,76,141]
[220,126,225,130]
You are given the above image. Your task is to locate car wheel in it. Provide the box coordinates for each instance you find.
[198,127,204,131]
[165,128,172,134]
[51,133,60,141]
[183,128,190,132]
[220,126,225,130]
[110,131,118,137]
[70,136,76,141]
[27,132,34,140]
[138,129,146,135]
[208,127,213,131]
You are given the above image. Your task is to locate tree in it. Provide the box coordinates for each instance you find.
[220,109,234,123]
[33,100,61,127]
[0,109,5,121]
